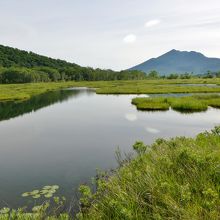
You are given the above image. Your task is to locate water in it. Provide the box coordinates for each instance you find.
[0,88,220,208]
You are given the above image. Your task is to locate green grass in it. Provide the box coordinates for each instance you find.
[170,98,208,112]
[0,82,90,102]
[95,78,220,94]
[132,94,220,112]
[132,97,170,110]
[78,127,220,220]
[1,79,220,102]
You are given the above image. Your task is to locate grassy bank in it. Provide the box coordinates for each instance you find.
[0,127,220,219]
[0,82,93,102]
[95,78,220,94]
[78,127,220,220]
[132,94,220,112]
[1,79,220,102]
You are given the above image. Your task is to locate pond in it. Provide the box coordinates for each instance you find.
[0,88,220,208]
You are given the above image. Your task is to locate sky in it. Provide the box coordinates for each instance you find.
[0,0,220,70]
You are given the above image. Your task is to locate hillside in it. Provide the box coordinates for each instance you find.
[0,45,80,69]
[0,45,145,83]
[130,49,220,75]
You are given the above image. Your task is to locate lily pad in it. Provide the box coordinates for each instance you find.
[22,192,30,197]
[48,189,56,194]
[40,189,49,194]
[51,185,59,190]
[32,194,41,199]
[30,190,40,195]
[44,193,53,198]
[43,186,52,190]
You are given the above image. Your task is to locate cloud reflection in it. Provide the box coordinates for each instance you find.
[145,127,160,134]
[125,113,137,122]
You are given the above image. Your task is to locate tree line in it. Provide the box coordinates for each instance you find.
[145,70,220,79]
[0,66,146,83]
[1,67,220,84]
[0,45,146,83]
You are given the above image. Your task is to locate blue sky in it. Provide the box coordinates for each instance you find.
[0,0,220,70]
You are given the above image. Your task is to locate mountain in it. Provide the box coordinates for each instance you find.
[129,49,220,75]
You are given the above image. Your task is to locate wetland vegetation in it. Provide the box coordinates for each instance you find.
[1,127,220,219]
[132,94,220,112]
[1,78,220,102]
[78,127,220,220]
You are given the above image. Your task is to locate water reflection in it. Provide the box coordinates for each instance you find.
[0,88,94,122]
[145,127,161,134]
[125,113,138,121]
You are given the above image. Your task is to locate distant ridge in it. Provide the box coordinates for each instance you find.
[129,49,220,75]
[0,44,79,68]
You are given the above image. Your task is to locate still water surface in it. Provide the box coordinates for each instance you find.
[0,88,220,207]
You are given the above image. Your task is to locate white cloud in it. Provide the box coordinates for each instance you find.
[145,127,160,134]
[145,19,161,28]
[125,113,137,121]
[123,34,136,44]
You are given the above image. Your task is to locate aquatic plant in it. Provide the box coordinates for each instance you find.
[132,141,148,155]
[0,207,10,215]
[0,185,69,219]
[22,185,59,199]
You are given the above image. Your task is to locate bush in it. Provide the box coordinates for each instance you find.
[78,127,220,220]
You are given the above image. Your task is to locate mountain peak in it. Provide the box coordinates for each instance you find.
[161,49,181,57]
[129,50,220,75]
[165,49,204,57]
[169,49,179,53]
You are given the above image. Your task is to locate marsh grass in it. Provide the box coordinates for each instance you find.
[132,97,170,110]
[169,97,208,112]
[78,127,220,220]
[1,79,220,102]
[132,94,220,112]
[96,84,220,95]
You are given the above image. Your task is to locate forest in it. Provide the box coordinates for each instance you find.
[0,45,146,83]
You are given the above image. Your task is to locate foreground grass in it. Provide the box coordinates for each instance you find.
[0,127,220,219]
[132,94,220,112]
[79,127,220,220]
[1,79,220,102]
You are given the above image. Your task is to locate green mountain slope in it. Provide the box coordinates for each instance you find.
[0,45,145,83]
[0,44,79,68]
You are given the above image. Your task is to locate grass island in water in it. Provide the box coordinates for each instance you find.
[132,94,220,112]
